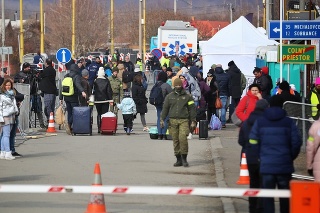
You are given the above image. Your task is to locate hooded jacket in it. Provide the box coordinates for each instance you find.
[158,71,172,100]
[249,107,302,174]
[39,65,57,94]
[182,66,201,101]
[215,67,231,97]
[307,120,320,181]
[60,64,84,103]
[227,65,242,99]
[117,97,137,115]
[235,90,260,122]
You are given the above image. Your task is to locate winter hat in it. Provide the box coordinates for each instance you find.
[315,77,320,85]
[124,91,131,97]
[174,78,183,87]
[134,64,141,72]
[181,67,189,74]
[254,99,269,110]
[189,66,199,78]
[112,67,119,73]
[279,81,290,91]
[211,64,216,69]
[81,69,89,77]
[158,71,168,83]
[166,67,172,72]
[261,66,269,75]
[97,67,105,78]
[216,64,222,68]
[228,60,235,67]
[290,84,296,91]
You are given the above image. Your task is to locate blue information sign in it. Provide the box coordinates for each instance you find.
[268,20,320,40]
[56,48,72,63]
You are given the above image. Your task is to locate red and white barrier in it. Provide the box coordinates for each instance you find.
[0,185,290,197]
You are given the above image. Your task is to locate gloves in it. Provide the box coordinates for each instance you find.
[190,121,197,133]
[308,169,314,176]
[160,120,165,128]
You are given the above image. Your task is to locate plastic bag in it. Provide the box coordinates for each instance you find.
[210,114,222,130]
[101,111,116,118]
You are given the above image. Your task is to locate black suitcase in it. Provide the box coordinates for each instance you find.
[72,106,92,135]
[199,120,208,139]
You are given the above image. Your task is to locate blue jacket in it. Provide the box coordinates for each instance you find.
[117,97,137,115]
[238,110,264,164]
[87,62,102,87]
[215,67,231,97]
[249,107,302,174]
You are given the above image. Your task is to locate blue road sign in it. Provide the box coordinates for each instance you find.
[268,20,320,40]
[56,48,72,63]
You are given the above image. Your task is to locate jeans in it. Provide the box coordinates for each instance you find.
[43,93,56,121]
[65,101,79,126]
[248,164,263,213]
[156,106,168,135]
[1,124,12,152]
[262,174,291,213]
[218,96,228,125]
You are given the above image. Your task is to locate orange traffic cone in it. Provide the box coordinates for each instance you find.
[236,153,250,185]
[85,163,107,213]
[193,123,199,135]
[46,112,56,133]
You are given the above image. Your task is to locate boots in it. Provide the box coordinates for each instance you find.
[181,154,189,167]
[5,152,15,160]
[97,115,101,133]
[158,134,163,140]
[66,124,72,135]
[0,151,5,159]
[174,155,182,167]
[126,128,131,135]
[37,112,47,129]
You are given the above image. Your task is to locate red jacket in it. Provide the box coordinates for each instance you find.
[236,91,260,122]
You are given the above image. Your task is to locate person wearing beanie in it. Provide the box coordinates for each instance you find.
[155,71,172,140]
[308,77,320,120]
[165,67,175,87]
[93,66,113,133]
[249,94,302,213]
[108,66,123,117]
[276,81,300,103]
[160,77,197,167]
[238,98,269,213]
[79,69,91,107]
[117,91,137,135]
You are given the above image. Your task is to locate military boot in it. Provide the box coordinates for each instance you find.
[97,115,101,133]
[181,154,189,167]
[174,155,182,167]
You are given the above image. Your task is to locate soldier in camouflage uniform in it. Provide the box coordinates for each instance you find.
[160,78,197,167]
[108,67,123,116]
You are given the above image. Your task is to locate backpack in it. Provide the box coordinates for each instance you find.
[61,74,74,96]
[149,82,164,106]
[186,74,201,101]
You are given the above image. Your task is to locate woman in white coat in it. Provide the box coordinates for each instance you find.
[0,79,19,160]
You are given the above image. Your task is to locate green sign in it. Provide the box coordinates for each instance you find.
[278,45,316,64]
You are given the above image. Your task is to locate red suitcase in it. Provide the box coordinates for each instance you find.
[101,117,117,135]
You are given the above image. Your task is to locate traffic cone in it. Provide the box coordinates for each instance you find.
[236,153,250,185]
[85,163,107,213]
[46,112,56,133]
[193,123,199,135]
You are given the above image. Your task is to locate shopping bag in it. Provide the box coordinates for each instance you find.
[215,97,222,109]
[55,105,65,125]
[209,114,222,130]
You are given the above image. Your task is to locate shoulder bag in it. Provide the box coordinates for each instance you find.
[215,91,222,109]
[231,96,249,127]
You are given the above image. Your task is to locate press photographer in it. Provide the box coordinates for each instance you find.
[14,62,46,129]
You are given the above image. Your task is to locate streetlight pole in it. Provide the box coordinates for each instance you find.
[143,0,146,65]
[110,0,114,56]
[40,0,44,54]
[2,0,5,71]
[139,0,142,57]
[19,0,24,63]
[71,0,75,58]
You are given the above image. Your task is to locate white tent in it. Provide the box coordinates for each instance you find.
[201,16,278,76]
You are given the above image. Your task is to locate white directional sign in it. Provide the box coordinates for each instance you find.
[0,46,13,54]
[56,48,72,63]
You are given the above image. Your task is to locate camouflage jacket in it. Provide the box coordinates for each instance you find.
[108,75,123,98]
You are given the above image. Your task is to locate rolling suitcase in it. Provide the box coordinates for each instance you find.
[199,120,208,139]
[101,116,117,135]
[72,106,92,135]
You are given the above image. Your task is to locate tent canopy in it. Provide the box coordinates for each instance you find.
[202,16,278,76]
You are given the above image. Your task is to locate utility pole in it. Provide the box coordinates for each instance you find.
[229,3,233,23]
[2,0,5,71]
[40,0,44,53]
[143,0,146,65]
[71,0,75,58]
[266,0,270,32]
[19,0,24,63]
[110,0,114,56]
[139,0,142,57]
[174,0,176,15]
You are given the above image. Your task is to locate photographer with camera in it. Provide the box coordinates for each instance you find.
[39,59,57,124]
[14,62,46,129]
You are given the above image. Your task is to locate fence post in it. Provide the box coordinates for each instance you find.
[290,180,320,213]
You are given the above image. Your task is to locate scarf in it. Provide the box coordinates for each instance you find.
[4,90,14,99]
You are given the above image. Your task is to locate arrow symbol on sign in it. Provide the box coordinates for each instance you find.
[273,27,280,33]
[62,50,66,63]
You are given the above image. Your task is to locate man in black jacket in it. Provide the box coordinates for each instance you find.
[227,60,242,122]
[39,59,57,123]
[253,67,270,100]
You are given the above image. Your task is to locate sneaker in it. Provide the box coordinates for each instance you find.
[12,152,22,157]
[124,127,127,132]
[0,151,5,159]
[143,126,149,132]
[187,133,193,140]
[226,118,232,123]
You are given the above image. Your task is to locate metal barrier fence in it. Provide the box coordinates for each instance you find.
[283,101,315,149]
[15,83,30,133]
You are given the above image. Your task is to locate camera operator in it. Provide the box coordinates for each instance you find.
[14,62,46,129]
[39,59,57,124]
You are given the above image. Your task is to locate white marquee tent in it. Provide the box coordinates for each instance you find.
[201,16,278,76]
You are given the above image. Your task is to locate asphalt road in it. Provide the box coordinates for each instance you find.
[0,85,309,213]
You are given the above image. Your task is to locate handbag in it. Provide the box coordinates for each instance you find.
[231,96,249,127]
[215,91,222,109]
